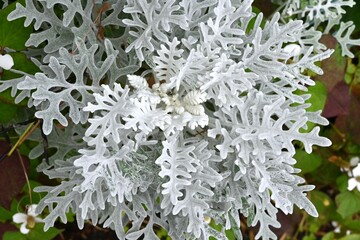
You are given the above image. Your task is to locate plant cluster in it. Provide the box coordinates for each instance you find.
[0,0,360,240]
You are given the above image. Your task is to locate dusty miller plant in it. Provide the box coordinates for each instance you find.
[3,0,357,239]
[273,0,360,58]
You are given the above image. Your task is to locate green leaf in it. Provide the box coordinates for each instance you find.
[302,80,328,132]
[0,206,13,221]
[322,232,335,240]
[342,2,360,33]
[26,223,63,240]
[339,234,360,240]
[309,190,339,221]
[246,204,255,226]
[342,218,360,232]
[345,73,353,85]
[20,180,44,205]
[306,81,327,112]
[0,88,18,105]
[65,211,75,223]
[336,174,350,193]
[312,161,341,185]
[344,142,360,155]
[336,191,360,218]
[309,222,320,234]
[346,61,357,75]
[0,0,32,51]
[228,213,242,240]
[3,231,27,240]
[3,224,62,240]
[155,227,171,239]
[0,103,19,123]
[294,150,322,174]
[2,52,40,80]
[245,7,265,34]
[0,101,32,124]
[0,73,32,125]
[0,199,21,221]
[303,234,317,240]
[0,101,35,124]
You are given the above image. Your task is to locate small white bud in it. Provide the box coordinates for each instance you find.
[174,106,185,114]
[204,216,211,224]
[350,156,359,166]
[0,54,14,70]
[283,44,302,57]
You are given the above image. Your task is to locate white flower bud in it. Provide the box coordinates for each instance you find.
[0,54,14,70]
[283,44,302,57]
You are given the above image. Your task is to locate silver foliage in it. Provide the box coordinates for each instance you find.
[0,0,342,239]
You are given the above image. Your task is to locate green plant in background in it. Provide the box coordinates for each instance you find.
[0,0,360,240]
[270,1,360,239]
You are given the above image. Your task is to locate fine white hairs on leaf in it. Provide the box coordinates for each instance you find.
[127,75,149,90]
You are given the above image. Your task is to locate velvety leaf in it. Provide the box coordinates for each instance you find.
[1,1,334,239]
[294,150,322,174]
[0,141,29,209]
[0,0,32,51]
[229,213,242,240]
[336,191,360,218]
